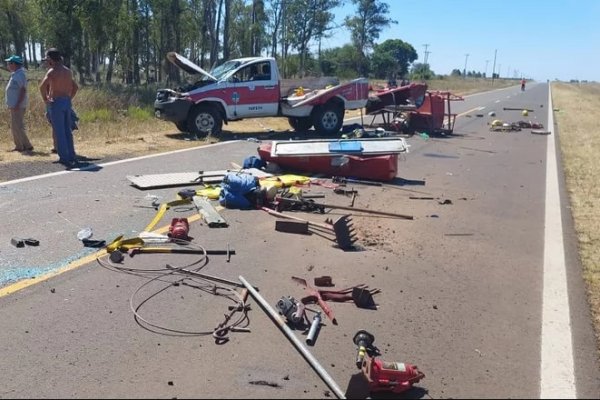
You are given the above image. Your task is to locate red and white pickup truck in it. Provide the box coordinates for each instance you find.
[154,52,369,136]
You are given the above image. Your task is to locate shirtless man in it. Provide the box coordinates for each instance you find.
[39,48,79,166]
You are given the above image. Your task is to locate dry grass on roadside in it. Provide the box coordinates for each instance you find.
[552,82,600,345]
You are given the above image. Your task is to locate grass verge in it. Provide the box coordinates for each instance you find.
[552,82,600,349]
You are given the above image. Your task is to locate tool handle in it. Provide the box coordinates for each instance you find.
[261,207,333,231]
[318,298,337,325]
[277,198,413,220]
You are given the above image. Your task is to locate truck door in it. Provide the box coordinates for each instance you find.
[231,61,279,118]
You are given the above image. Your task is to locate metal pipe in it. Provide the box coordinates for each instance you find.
[239,275,346,399]
[165,265,251,289]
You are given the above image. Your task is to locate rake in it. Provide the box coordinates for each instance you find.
[261,207,357,250]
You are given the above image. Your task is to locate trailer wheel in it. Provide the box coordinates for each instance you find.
[312,103,344,136]
[188,105,223,136]
[288,117,313,132]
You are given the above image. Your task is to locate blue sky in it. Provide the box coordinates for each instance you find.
[320,0,600,81]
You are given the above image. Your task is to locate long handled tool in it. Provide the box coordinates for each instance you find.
[239,275,346,399]
[262,207,357,250]
[276,197,414,220]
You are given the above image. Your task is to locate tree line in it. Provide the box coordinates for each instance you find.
[0,0,423,85]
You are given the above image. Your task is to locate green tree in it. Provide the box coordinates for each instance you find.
[285,0,339,77]
[410,62,434,81]
[320,44,362,79]
[370,39,417,79]
[344,0,396,75]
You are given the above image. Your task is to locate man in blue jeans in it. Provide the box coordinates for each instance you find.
[39,48,79,166]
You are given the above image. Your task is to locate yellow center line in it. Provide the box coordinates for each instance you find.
[0,214,203,298]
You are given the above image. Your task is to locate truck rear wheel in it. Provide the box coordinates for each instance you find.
[188,105,223,136]
[312,103,344,136]
[288,117,313,132]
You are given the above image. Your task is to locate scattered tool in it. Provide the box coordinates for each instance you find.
[193,196,228,227]
[275,220,310,235]
[263,207,357,250]
[11,238,39,248]
[168,217,190,240]
[333,187,358,196]
[332,176,382,187]
[503,107,534,112]
[353,330,425,394]
[106,236,235,259]
[127,246,235,259]
[275,197,414,220]
[333,187,358,207]
[239,275,346,400]
[82,238,107,248]
[314,276,334,287]
[168,265,249,289]
[298,278,380,308]
[292,276,338,325]
[276,296,306,326]
[306,312,322,346]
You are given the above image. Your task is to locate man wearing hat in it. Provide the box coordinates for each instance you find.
[39,48,79,166]
[4,55,33,152]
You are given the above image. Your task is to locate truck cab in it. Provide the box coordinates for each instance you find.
[155,53,282,135]
[154,52,369,136]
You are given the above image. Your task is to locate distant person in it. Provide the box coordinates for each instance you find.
[4,55,33,152]
[521,78,526,91]
[387,75,397,88]
[39,48,79,166]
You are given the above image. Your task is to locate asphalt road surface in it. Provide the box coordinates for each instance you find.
[0,83,598,399]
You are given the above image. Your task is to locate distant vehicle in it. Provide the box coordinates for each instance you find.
[154,52,369,136]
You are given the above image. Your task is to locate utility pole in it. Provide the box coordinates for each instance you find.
[491,49,497,86]
[463,53,469,79]
[485,60,490,78]
[498,63,502,79]
[423,44,430,65]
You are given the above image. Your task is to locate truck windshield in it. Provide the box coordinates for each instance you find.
[209,60,242,81]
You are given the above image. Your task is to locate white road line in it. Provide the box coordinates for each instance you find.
[0,141,236,187]
[540,85,576,398]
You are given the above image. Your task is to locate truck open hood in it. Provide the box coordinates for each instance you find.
[166,52,217,82]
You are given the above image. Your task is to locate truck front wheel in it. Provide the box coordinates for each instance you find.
[175,121,188,132]
[188,105,223,136]
[288,117,313,132]
[312,104,344,136]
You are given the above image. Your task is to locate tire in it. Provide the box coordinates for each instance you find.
[288,117,313,132]
[187,105,223,136]
[312,103,344,136]
[175,121,188,132]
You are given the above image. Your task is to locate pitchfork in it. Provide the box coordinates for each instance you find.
[291,276,381,325]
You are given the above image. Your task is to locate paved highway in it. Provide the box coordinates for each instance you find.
[0,83,598,398]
